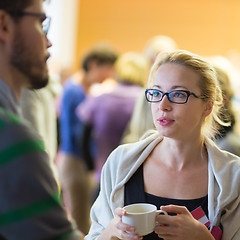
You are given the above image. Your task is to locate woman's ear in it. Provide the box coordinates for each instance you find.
[202,99,214,118]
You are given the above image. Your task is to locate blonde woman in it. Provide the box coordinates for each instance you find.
[85,50,240,240]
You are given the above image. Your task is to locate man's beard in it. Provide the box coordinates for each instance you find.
[10,31,49,90]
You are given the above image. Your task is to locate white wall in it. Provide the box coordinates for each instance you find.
[44,0,79,71]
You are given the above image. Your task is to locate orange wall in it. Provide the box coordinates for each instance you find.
[74,0,240,70]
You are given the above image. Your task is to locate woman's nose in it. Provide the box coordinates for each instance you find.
[159,94,172,111]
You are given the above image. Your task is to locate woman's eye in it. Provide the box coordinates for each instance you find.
[172,92,185,98]
[153,91,160,97]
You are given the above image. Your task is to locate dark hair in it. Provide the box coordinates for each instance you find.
[0,0,33,13]
[81,43,118,72]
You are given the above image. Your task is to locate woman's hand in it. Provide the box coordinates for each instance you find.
[99,208,143,240]
[154,205,215,240]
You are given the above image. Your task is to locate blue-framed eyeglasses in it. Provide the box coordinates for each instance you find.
[145,89,205,104]
[7,11,51,35]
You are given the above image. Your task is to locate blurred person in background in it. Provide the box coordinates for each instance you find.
[142,35,178,65]
[122,35,178,144]
[226,50,240,149]
[56,43,118,234]
[208,56,240,156]
[20,73,62,179]
[76,52,148,199]
[0,0,83,238]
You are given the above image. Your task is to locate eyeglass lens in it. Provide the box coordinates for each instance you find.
[42,17,50,35]
[146,90,189,103]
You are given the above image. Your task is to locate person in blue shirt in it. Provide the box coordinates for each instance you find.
[57,43,118,234]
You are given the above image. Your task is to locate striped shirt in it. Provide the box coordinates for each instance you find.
[0,80,81,239]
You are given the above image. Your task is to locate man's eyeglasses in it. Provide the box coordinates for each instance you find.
[7,11,51,35]
[145,89,205,104]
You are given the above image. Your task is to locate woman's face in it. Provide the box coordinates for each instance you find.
[151,62,211,141]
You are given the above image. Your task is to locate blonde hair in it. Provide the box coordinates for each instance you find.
[115,52,148,87]
[148,50,227,139]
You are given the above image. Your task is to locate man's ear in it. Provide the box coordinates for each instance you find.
[87,60,98,71]
[202,99,214,118]
[0,10,13,43]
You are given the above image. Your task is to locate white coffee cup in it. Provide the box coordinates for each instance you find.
[122,203,168,236]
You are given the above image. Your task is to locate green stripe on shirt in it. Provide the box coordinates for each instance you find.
[0,191,62,226]
[0,107,21,125]
[0,107,22,131]
[0,139,45,166]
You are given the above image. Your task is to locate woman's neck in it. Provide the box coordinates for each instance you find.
[155,136,207,171]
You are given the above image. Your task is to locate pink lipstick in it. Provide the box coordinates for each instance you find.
[157,117,174,126]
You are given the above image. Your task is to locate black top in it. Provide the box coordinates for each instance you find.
[124,164,208,240]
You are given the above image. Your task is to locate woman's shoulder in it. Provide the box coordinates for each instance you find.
[207,138,240,159]
[104,131,162,171]
[206,137,240,173]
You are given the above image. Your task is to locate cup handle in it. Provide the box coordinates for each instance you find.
[156,210,168,216]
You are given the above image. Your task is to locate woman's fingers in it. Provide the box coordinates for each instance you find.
[116,220,136,233]
[114,208,142,239]
[115,207,126,217]
[160,205,189,215]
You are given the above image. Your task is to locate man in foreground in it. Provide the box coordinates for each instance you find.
[0,0,83,239]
